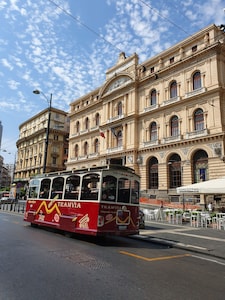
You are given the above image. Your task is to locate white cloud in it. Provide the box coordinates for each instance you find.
[0,0,225,155]
[1,58,13,70]
[7,79,20,90]
[0,1,7,10]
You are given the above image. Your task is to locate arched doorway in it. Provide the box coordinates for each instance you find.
[193,150,208,183]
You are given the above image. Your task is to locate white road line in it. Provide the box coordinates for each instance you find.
[191,255,225,266]
[149,238,208,251]
[140,229,225,242]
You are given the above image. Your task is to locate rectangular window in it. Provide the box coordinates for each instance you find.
[192,45,197,52]
[52,157,57,165]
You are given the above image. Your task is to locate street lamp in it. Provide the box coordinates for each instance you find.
[33,89,52,174]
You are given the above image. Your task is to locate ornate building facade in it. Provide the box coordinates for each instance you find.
[14,107,69,183]
[67,24,225,201]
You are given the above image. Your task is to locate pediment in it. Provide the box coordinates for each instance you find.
[103,75,132,95]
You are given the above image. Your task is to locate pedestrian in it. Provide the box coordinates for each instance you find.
[208,202,212,212]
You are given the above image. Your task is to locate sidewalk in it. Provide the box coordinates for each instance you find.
[137,220,225,260]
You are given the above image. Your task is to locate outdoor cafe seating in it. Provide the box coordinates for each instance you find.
[141,207,225,230]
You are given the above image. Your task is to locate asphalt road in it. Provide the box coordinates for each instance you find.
[1,212,225,300]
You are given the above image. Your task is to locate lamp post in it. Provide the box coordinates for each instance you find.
[33,90,52,174]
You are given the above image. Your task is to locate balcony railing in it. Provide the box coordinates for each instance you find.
[107,114,124,123]
[185,128,208,139]
[162,135,182,143]
[162,96,180,106]
[80,129,89,135]
[143,104,159,113]
[69,152,99,162]
[143,139,159,147]
[106,146,123,154]
[185,87,206,98]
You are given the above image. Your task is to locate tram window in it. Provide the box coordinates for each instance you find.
[28,179,40,199]
[65,175,81,200]
[118,178,130,203]
[131,180,140,204]
[102,175,117,202]
[81,173,100,200]
[39,178,51,199]
[51,177,64,199]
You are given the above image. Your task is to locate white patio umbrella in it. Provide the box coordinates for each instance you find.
[176,177,225,194]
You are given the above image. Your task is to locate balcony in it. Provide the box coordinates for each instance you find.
[107,114,124,123]
[185,87,206,98]
[143,139,159,147]
[185,128,208,139]
[89,152,99,158]
[69,152,99,162]
[80,129,89,135]
[162,135,182,144]
[143,104,159,113]
[71,132,79,137]
[162,96,180,106]
[106,146,123,154]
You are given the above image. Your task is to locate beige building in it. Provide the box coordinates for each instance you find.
[14,107,69,183]
[67,24,225,202]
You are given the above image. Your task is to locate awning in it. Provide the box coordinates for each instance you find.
[176,177,225,194]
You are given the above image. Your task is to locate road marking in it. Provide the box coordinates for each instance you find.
[140,229,225,242]
[140,228,197,235]
[175,242,207,250]
[119,251,190,262]
[147,237,208,250]
[191,255,225,266]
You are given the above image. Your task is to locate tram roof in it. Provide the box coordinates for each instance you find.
[32,165,139,179]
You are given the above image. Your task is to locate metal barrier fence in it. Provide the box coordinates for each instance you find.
[0,201,26,214]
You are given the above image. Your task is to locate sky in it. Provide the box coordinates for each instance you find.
[0,0,225,164]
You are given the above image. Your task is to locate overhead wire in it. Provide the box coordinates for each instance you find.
[138,0,191,36]
[47,0,124,53]
[47,0,225,70]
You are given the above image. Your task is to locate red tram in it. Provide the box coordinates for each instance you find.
[24,165,140,236]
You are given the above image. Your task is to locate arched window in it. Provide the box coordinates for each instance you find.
[118,102,122,116]
[193,71,201,90]
[74,144,79,158]
[148,157,158,189]
[194,108,204,131]
[193,150,208,183]
[170,81,177,98]
[168,154,181,188]
[94,138,99,153]
[76,121,80,133]
[117,130,123,147]
[170,115,179,136]
[150,122,157,141]
[84,141,88,155]
[85,117,89,130]
[95,113,100,126]
[150,89,157,106]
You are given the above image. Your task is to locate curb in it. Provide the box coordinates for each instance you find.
[130,234,225,261]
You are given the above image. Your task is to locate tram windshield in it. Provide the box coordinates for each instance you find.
[28,179,40,199]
